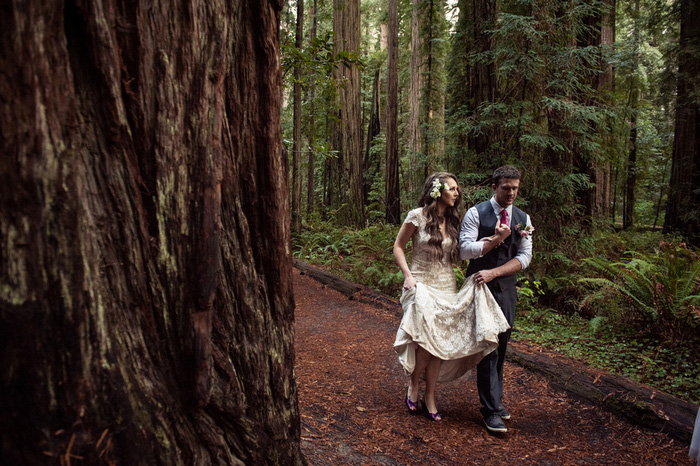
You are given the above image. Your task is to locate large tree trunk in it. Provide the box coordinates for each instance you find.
[664,0,700,245]
[386,0,401,224]
[0,1,304,464]
[333,0,364,227]
[292,0,305,232]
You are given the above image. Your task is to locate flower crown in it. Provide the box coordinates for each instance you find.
[430,178,449,199]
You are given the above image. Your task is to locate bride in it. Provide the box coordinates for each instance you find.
[393,172,510,421]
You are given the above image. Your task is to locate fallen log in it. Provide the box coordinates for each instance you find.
[507,342,698,442]
[293,259,698,442]
[293,259,402,315]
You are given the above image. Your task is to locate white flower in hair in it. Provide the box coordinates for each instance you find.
[430,178,443,199]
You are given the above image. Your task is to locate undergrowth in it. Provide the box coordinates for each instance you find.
[292,220,700,404]
[514,304,700,404]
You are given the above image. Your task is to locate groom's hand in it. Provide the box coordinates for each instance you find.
[474,269,497,285]
[494,223,510,241]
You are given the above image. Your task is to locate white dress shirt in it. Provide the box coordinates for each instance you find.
[459,196,533,269]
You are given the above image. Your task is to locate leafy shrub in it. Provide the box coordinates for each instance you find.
[292,220,404,297]
[579,240,700,341]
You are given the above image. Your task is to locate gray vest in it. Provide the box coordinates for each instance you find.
[465,201,526,291]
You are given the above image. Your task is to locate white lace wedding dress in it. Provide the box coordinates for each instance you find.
[394,208,510,382]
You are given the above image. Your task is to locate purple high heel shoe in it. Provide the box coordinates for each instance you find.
[405,385,420,415]
[405,396,420,415]
[422,401,442,421]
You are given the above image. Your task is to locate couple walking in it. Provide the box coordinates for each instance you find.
[393,165,533,433]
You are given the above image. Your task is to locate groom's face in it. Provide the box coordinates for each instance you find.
[493,178,520,208]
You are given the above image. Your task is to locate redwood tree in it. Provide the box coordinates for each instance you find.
[386,0,401,224]
[0,1,304,464]
[292,0,305,233]
[332,0,364,227]
[664,0,700,245]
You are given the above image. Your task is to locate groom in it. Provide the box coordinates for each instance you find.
[459,165,533,433]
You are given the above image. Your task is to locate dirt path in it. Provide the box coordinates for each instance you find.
[293,269,693,465]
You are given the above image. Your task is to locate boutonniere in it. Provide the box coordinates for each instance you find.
[514,223,534,238]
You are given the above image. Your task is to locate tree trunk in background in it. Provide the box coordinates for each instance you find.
[578,0,614,224]
[409,0,425,194]
[292,0,305,232]
[421,0,447,171]
[446,0,473,175]
[364,69,381,203]
[0,1,303,464]
[624,0,640,229]
[333,0,364,227]
[386,0,401,224]
[471,0,498,160]
[664,0,700,245]
[625,100,638,228]
[307,0,318,216]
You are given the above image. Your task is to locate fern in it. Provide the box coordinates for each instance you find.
[579,243,700,338]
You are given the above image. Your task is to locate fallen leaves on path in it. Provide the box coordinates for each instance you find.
[293,269,692,465]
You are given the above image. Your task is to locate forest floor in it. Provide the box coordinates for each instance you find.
[293,268,695,465]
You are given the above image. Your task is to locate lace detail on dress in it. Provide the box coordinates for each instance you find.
[404,208,456,292]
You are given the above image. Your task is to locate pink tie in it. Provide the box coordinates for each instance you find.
[500,209,507,226]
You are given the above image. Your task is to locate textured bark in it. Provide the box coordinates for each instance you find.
[385,0,401,225]
[333,0,364,227]
[292,0,305,233]
[664,0,700,245]
[0,1,303,464]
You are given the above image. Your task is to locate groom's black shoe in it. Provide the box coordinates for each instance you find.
[497,405,511,421]
[483,414,507,433]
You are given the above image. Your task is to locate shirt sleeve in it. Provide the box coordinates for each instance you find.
[459,206,484,260]
[514,214,533,269]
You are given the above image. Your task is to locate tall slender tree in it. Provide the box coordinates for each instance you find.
[409,0,425,194]
[470,0,499,161]
[386,0,401,224]
[333,0,364,227]
[578,0,615,224]
[307,0,319,216]
[664,0,700,245]
[624,0,641,229]
[292,0,305,232]
[0,1,303,464]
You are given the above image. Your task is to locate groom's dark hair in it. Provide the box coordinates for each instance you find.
[493,165,521,186]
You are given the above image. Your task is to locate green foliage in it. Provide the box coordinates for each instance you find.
[293,219,700,403]
[515,306,700,404]
[579,241,700,340]
[292,220,404,297]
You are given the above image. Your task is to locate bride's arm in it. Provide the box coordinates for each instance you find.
[393,222,417,290]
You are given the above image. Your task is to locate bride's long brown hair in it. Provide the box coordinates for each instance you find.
[417,172,463,263]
